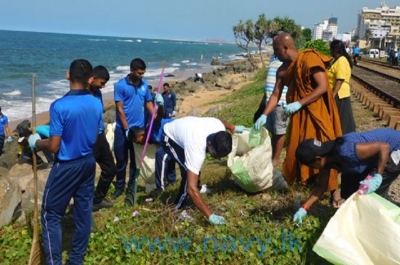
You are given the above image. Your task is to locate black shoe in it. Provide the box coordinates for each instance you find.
[111,189,124,199]
[92,199,114,212]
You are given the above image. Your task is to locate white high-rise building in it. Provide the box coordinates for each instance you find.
[312,19,328,40]
[357,2,400,48]
[313,17,338,41]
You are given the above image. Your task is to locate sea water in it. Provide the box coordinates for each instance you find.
[0,30,249,122]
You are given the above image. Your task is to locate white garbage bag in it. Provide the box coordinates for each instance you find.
[133,143,158,193]
[227,128,287,193]
[313,193,400,265]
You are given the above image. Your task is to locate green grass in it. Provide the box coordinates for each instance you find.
[0,68,335,264]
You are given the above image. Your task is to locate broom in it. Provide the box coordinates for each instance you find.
[125,62,166,207]
[28,75,43,265]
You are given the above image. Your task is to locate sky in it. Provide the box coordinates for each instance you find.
[0,0,396,41]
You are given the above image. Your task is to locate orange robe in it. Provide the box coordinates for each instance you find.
[282,49,342,191]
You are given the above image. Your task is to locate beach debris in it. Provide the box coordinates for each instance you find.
[113,216,120,222]
[179,210,194,222]
[145,198,153,203]
[132,211,139,218]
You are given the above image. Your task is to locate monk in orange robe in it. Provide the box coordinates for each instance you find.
[254,33,343,206]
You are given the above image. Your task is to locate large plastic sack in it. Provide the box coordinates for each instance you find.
[105,123,115,151]
[106,122,157,192]
[133,143,159,192]
[313,193,400,265]
[227,128,287,193]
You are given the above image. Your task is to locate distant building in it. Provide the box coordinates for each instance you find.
[313,19,328,40]
[312,17,338,42]
[357,2,399,49]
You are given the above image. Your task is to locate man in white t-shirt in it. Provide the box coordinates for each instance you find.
[157,116,245,225]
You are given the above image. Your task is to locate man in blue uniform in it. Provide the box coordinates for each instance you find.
[87,65,116,211]
[162,82,177,118]
[113,58,163,199]
[29,59,103,265]
[0,107,12,155]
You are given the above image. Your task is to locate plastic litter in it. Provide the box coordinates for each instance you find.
[200,184,211,194]
[179,210,194,222]
[145,198,153,203]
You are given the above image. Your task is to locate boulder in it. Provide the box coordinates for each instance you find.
[21,169,50,212]
[210,57,220,65]
[205,105,222,116]
[0,175,22,227]
[215,78,231,90]
[0,142,19,169]
[103,105,116,125]
[0,167,9,178]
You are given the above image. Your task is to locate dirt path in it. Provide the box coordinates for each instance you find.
[177,78,253,117]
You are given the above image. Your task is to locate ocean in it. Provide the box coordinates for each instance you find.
[0,30,247,122]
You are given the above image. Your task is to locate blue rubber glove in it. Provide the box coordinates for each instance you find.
[359,173,383,194]
[6,136,12,143]
[254,114,267,130]
[233,125,249,134]
[154,93,164,106]
[125,129,129,139]
[36,124,50,138]
[284,101,302,115]
[28,133,41,150]
[208,213,226,225]
[293,208,307,225]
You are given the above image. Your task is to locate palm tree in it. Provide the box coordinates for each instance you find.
[233,19,255,67]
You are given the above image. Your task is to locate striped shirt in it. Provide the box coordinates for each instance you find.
[265,56,288,107]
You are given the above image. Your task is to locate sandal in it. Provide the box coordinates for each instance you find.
[331,198,346,208]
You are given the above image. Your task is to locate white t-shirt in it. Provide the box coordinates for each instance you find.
[163,116,225,174]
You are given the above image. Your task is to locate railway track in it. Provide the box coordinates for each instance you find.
[351,60,400,130]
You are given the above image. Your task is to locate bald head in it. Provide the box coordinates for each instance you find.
[273,33,297,62]
[275,33,295,48]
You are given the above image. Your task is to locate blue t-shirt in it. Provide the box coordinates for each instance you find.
[49,89,103,160]
[114,76,152,128]
[337,128,400,174]
[145,92,156,126]
[162,91,176,114]
[93,89,105,134]
[150,118,174,144]
[353,47,360,55]
[0,114,9,136]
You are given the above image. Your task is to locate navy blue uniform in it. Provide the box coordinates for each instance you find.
[0,113,9,155]
[152,118,176,190]
[114,76,152,192]
[41,89,102,265]
[92,89,116,205]
[162,91,176,118]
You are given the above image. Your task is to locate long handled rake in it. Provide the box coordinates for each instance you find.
[28,75,43,264]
